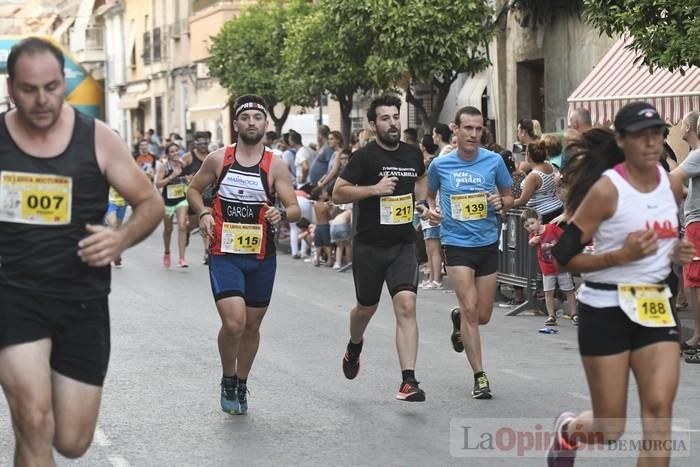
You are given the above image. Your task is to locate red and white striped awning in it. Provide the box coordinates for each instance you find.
[568,38,700,125]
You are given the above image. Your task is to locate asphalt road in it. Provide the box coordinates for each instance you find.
[2,228,700,466]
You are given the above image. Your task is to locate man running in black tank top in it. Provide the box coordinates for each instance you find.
[0,37,163,465]
[187,94,300,415]
[183,131,212,264]
[333,94,428,401]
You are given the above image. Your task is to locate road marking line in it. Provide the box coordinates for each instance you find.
[94,427,111,447]
[108,456,131,467]
[672,425,700,433]
[568,391,590,402]
[499,369,535,380]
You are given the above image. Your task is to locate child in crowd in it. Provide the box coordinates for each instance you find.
[330,206,352,269]
[521,208,578,326]
[296,218,315,254]
[311,186,333,267]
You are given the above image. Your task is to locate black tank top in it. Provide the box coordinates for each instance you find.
[0,109,110,299]
[183,150,205,176]
[160,160,188,206]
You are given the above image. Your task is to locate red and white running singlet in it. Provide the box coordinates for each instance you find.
[210,144,276,259]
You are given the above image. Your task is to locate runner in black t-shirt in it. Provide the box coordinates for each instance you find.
[332,94,427,402]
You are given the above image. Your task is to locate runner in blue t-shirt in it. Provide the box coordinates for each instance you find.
[421,106,513,400]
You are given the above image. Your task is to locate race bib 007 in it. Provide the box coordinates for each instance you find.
[0,171,72,225]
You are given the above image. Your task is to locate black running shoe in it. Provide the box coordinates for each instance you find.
[450,307,464,353]
[396,379,426,402]
[472,373,493,399]
[342,350,360,379]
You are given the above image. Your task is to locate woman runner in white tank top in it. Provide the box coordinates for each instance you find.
[545,103,695,467]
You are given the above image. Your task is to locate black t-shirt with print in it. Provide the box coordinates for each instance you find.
[339,141,425,247]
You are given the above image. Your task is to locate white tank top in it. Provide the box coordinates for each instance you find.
[578,165,678,308]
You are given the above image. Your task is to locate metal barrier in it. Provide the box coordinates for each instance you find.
[497,208,545,316]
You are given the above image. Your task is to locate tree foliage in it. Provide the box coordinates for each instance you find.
[364,0,496,129]
[584,0,700,71]
[208,0,313,133]
[281,1,377,142]
[507,0,583,28]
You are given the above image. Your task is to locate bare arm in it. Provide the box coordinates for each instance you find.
[79,121,164,266]
[154,162,172,189]
[300,159,310,184]
[414,174,427,202]
[512,172,538,208]
[269,156,301,224]
[332,176,398,204]
[187,148,222,239]
[318,151,341,188]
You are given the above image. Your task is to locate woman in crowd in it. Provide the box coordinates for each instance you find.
[513,140,564,223]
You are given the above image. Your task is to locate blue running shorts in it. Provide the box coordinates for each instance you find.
[208,254,277,308]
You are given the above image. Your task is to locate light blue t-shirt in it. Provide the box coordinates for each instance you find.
[428,148,512,247]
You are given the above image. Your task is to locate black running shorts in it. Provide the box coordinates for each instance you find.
[578,302,680,356]
[0,285,111,386]
[351,240,419,306]
[443,243,499,277]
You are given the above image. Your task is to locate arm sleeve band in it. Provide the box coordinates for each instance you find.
[551,222,586,266]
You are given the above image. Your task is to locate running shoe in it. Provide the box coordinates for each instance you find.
[571,315,580,326]
[237,383,248,414]
[342,350,361,380]
[472,373,493,399]
[179,258,189,268]
[431,281,443,290]
[163,252,171,268]
[220,380,239,414]
[450,307,464,353]
[546,411,578,466]
[396,379,426,402]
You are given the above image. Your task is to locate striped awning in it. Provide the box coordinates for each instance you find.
[568,38,700,125]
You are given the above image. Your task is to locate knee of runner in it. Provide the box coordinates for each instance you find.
[640,397,674,420]
[355,303,378,316]
[478,314,491,325]
[220,314,246,337]
[13,401,54,441]
[459,304,480,324]
[54,428,93,459]
[590,418,626,443]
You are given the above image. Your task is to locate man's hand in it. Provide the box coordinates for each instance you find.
[670,239,696,266]
[374,176,398,196]
[78,224,126,267]
[264,204,284,225]
[487,193,503,212]
[199,212,215,239]
[428,205,443,226]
